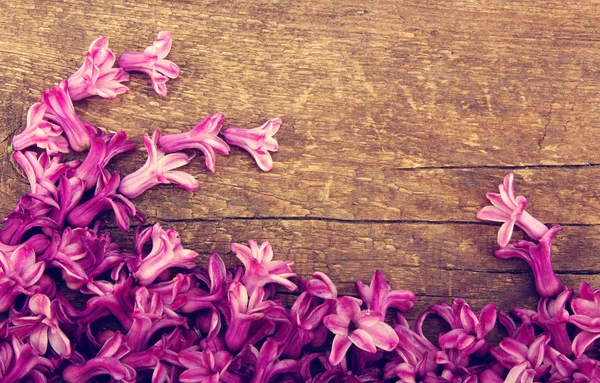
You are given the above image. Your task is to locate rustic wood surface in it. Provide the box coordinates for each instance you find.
[2,0,600,327]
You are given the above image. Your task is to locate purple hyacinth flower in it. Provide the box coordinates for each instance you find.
[323,296,399,365]
[11,102,69,155]
[230,240,296,296]
[477,173,549,247]
[130,223,199,285]
[222,118,281,171]
[0,337,54,383]
[249,338,299,383]
[118,31,180,97]
[495,225,564,298]
[119,130,198,198]
[356,270,417,316]
[68,36,130,100]
[570,282,600,357]
[41,80,91,152]
[178,347,241,383]
[0,245,45,312]
[159,112,230,172]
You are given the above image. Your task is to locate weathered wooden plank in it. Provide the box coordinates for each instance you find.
[1,0,600,174]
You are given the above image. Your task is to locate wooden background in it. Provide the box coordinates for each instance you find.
[1,0,600,323]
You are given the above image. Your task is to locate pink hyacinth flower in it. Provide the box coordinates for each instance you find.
[0,245,45,312]
[0,337,53,383]
[569,282,600,357]
[495,225,563,298]
[230,240,296,295]
[477,173,549,248]
[178,347,240,383]
[132,223,199,285]
[491,329,552,382]
[323,296,399,365]
[41,80,91,152]
[118,31,180,97]
[11,102,69,155]
[68,36,130,100]
[356,270,416,316]
[10,294,71,357]
[119,130,198,198]
[222,118,281,171]
[159,113,230,172]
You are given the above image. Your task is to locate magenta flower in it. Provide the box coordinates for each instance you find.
[11,102,69,155]
[222,118,281,171]
[82,277,136,338]
[495,225,563,297]
[0,245,45,312]
[0,234,49,256]
[477,173,549,247]
[573,356,600,382]
[0,337,54,383]
[131,223,199,285]
[323,296,399,365]
[569,282,600,357]
[178,347,240,383]
[514,289,573,356]
[118,31,180,97]
[73,128,136,190]
[13,150,72,197]
[356,270,416,316]
[45,228,124,291]
[68,36,130,100]
[416,299,496,358]
[41,80,91,152]
[147,273,193,316]
[230,240,296,295]
[159,112,230,172]
[304,271,338,300]
[225,281,288,352]
[62,332,136,383]
[180,252,228,312]
[48,175,85,227]
[119,130,198,198]
[250,338,299,383]
[68,170,139,232]
[10,294,71,357]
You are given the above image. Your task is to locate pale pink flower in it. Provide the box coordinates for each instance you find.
[11,102,69,155]
[222,118,281,171]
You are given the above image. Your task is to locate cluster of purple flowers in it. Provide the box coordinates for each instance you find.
[2,32,600,383]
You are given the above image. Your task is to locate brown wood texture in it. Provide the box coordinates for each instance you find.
[2,0,600,325]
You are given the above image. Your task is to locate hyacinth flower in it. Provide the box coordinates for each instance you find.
[574,356,600,382]
[387,315,440,382]
[490,324,553,381]
[67,169,139,232]
[126,287,187,352]
[159,112,230,172]
[304,271,338,300]
[0,245,45,312]
[0,233,49,256]
[0,337,55,383]
[45,228,124,291]
[11,102,69,155]
[415,299,496,359]
[477,173,549,248]
[249,338,299,383]
[13,150,71,197]
[118,31,180,97]
[48,175,85,228]
[514,289,573,356]
[222,118,281,171]
[323,296,399,365]
[147,273,193,316]
[0,196,58,245]
[356,270,417,316]
[82,277,136,338]
[130,223,199,285]
[495,225,563,298]
[180,253,228,312]
[62,332,136,383]
[178,347,240,383]
[119,130,198,198]
[569,282,600,357]
[225,282,288,352]
[10,294,71,357]
[41,80,91,152]
[68,35,130,100]
[230,240,296,295]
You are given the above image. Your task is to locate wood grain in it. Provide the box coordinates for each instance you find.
[2,0,600,331]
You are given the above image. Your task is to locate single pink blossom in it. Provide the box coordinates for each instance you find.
[41,80,91,152]
[356,270,416,316]
[11,102,69,155]
[477,173,548,247]
[68,36,130,100]
[118,31,180,97]
[131,223,199,285]
[0,245,45,312]
[159,113,230,172]
[222,118,281,171]
[323,296,399,365]
[178,347,240,383]
[119,130,198,198]
[230,240,296,295]
[10,294,71,357]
